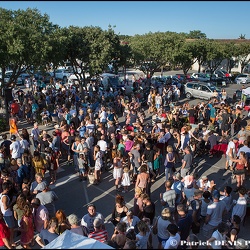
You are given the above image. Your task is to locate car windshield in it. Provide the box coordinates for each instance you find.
[209,85,221,92]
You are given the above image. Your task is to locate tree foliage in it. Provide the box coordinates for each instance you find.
[129,32,184,77]
[0,8,56,87]
[234,43,250,73]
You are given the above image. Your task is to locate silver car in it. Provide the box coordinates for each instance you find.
[184,82,221,100]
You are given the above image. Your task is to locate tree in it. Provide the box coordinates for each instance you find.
[234,42,250,73]
[204,40,227,78]
[238,34,246,39]
[0,8,56,87]
[187,30,207,39]
[191,39,209,73]
[129,32,184,78]
[171,41,196,76]
[62,25,121,98]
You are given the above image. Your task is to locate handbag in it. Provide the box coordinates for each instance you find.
[152,216,159,235]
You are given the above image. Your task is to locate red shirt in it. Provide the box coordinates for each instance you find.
[0,219,10,247]
[11,102,19,114]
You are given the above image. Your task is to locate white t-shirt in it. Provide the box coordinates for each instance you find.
[99,111,107,123]
[209,229,226,249]
[207,201,226,227]
[97,140,107,152]
[226,141,235,156]
[10,141,21,159]
[197,179,211,191]
[164,233,181,249]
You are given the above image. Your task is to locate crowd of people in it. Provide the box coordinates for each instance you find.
[0,75,249,249]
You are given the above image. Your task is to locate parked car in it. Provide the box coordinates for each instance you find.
[234,74,250,84]
[184,82,221,100]
[0,71,22,85]
[50,69,73,83]
[34,71,51,84]
[191,73,210,82]
[214,69,231,78]
[19,73,30,84]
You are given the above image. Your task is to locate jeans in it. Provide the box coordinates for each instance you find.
[165,167,172,180]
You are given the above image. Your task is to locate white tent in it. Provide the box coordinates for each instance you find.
[242,87,250,96]
[43,230,114,249]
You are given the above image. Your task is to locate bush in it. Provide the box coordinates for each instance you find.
[0,117,7,132]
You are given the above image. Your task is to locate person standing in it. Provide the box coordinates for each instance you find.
[0,210,11,249]
[93,145,103,185]
[180,146,193,178]
[0,181,16,247]
[16,204,34,249]
[225,137,238,171]
[160,180,176,215]
[88,218,108,243]
[202,190,227,240]
[9,114,19,138]
[31,198,49,233]
[30,122,40,150]
[9,135,21,160]
[35,217,59,248]
[35,182,59,219]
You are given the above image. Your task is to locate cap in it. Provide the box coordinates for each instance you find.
[10,135,16,141]
[34,181,47,191]
[233,137,239,141]
[201,176,208,181]
[93,218,103,228]
[54,125,60,129]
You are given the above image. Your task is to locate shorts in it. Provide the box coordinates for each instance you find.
[157,236,169,248]
[3,215,15,229]
[226,155,233,166]
[79,168,86,175]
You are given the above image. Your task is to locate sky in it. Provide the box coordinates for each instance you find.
[0,1,249,39]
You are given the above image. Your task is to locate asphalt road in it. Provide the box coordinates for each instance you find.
[4,72,250,248]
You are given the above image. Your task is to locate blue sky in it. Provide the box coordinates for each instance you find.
[0,1,249,39]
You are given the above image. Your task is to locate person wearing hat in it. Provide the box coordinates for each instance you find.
[225,137,239,171]
[88,218,108,243]
[9,135,21,160]
[202,189,227,240]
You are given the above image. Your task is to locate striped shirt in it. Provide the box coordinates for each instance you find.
[88,229,108,242]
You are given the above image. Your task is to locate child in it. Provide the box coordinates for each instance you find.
[78,153,87,182]
[44,147,58,185]
[164,145,175,181]
[121,167,130,193]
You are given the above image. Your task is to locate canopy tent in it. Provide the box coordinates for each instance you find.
[43,230,114,249]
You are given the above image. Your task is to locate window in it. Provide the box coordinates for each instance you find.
[201,86,210,92]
